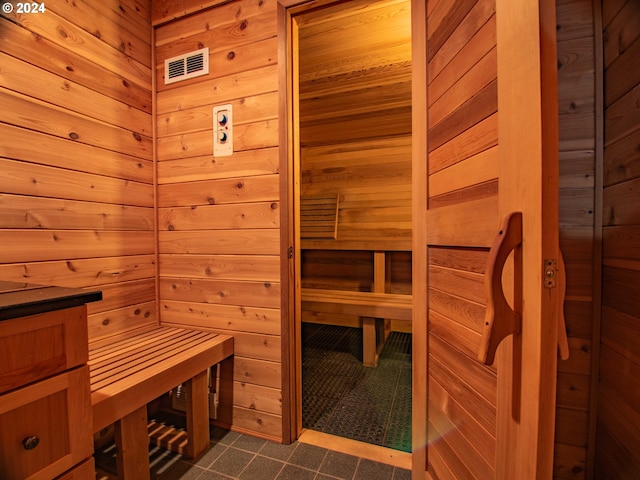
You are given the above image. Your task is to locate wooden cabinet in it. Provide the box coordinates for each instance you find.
[0,284,101,480]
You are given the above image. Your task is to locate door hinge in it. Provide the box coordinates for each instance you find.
[288,246,293,258]
[544,259,557,288]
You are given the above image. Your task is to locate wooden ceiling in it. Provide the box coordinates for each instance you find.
[297,0,412,147]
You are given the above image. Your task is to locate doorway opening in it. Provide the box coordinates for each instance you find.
[287,0,413,452]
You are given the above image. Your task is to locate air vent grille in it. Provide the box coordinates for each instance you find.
[164,47,209,85]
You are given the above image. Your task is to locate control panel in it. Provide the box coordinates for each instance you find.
[213,104,233,156]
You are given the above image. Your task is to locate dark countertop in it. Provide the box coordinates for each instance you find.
[0,281,102,321]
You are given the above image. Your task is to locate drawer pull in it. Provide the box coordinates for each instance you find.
[22,435,40,450]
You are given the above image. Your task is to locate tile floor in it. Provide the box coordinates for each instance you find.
[96,427,412,480]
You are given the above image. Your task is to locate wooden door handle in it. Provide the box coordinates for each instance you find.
[478,212,522,365]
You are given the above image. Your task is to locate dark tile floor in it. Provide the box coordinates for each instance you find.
[95,427,412,480]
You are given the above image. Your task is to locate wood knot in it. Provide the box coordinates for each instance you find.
[132,132,142,141]
[240,19,248,30]
[69,132,79,140]
[227,51,236,60]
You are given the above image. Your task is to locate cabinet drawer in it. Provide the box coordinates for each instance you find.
[0,367,92,480]
[0,305,88,394]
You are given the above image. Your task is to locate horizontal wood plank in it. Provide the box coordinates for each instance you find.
[0,230,154,263]
[160,300,280,336]
[159,202,279,231]
[158,229,280,255]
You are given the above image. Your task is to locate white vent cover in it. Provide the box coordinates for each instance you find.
[164,47,209,85]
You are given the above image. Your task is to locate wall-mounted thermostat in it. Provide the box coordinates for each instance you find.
[213,104,233,156]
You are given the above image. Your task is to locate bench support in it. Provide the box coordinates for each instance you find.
[185,370,210,458]
[115,406,150,480]
[362,317,392,367]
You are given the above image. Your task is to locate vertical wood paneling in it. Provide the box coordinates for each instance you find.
[154,0,282,440]
[555,0,597,476]
[0,2,155,341]
[595,0,640,478]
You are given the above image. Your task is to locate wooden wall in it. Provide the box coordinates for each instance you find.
[0,0,628,471]
[555,0,598,477]
[298,0,412,248]
[595,0,640,477]
[0,2,155,341]
[152,0,283,441]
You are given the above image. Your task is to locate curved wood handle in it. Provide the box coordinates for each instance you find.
[478,212,523,365]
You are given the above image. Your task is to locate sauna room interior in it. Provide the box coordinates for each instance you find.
[0,0,639,479]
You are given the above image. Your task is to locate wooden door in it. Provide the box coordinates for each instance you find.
[412,0,562,478]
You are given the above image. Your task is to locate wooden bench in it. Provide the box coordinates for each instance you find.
[299,195,412,366]
[301,288,411,366]
[89,326,233,479]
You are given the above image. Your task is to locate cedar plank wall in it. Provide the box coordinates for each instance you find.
[0,2,155,341]
[297,0,412,330]
[555,0,597,478]
[152,0,283,440]
[298,0,412,247]
[425,0,498,477]
[595,0,640,478]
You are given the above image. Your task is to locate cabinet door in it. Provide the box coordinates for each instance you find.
[0,306,88,394]
[0,367,93,480]
[412,0,561,478]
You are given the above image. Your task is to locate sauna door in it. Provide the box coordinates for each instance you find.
[412,0,562,478]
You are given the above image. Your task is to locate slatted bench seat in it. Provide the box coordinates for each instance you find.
[89,326,233,479]
[301,288,411,366]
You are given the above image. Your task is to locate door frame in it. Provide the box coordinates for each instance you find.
[277,0,301,444]
[278,0,340,444]
[277,0,420,448]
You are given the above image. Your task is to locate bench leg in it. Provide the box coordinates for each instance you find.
[362,317,377,367]
[115,405,150,480]
[185,369,210,458]
[362,317,391,367]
